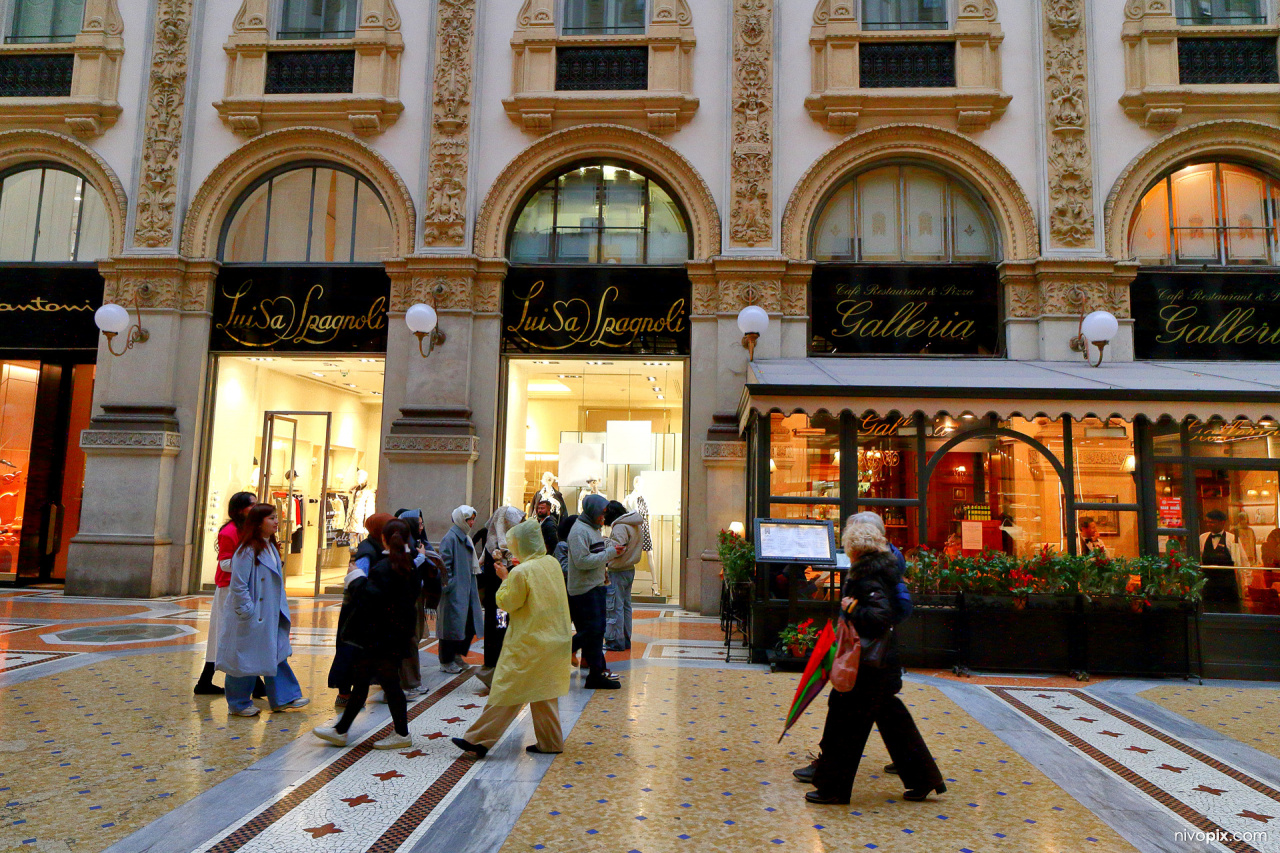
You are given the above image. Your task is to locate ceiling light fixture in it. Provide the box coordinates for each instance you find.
[311,372,325,377]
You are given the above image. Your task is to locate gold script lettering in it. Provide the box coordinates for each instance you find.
[215,279,387,348]
[505,279,687,351]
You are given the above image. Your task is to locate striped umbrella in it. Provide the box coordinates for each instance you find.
[778,620,836,743]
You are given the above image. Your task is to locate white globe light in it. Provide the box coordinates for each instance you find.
[405,303,438,335]
[737,305,769,336]
[94,303,131,335]
[1080,310,1119,344]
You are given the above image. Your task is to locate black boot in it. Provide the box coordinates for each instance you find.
[252,677,267,698]
[194,662,224,695]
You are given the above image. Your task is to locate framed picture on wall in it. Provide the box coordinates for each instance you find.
[1081,495,1120,535]
[952,487,968,501]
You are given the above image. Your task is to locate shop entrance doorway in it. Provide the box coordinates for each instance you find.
[199,356,384,597]
[500,358,686,603]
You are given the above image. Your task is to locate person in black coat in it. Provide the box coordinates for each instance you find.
[804,517,944,805]
[314,519,424,750]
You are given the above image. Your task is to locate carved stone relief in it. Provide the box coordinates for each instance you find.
[730,0,773,248]
[422,0,477,247]
[133,0,193,249]
[1043,0,1095,249]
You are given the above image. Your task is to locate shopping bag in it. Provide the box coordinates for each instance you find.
[829,617,861,693]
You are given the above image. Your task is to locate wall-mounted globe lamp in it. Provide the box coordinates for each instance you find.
[737,305,769,362]
[94,300,149,357]
[406,303,446,358]
[1069,310,1119,367]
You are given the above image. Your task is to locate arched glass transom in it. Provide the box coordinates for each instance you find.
[1129,162,1280,266]
[811,164,998,263]
[0,164,109,262]
[562,0,646,34]
[219,164,393,263]
[508,164,691,265]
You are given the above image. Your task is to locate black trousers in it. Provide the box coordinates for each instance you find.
[336,654,408,736]
[438,606,477,664]
[482,590,508,670]
[568,586,607,678]
[812,667,943,800]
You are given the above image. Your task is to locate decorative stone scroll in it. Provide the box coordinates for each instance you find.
[730,0,773,248]
[687,258,811,317]
[383,434,480,459]
[133,0,194,250]
[1043,0,1096,249]
[80,430,181,454]
[384,256,501,314]
[422,0,477,247]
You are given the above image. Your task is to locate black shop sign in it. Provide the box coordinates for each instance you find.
[211,266,390,352]
[502,267,690,355]
[0,265,102,352]
[810,265,1001,355]
[1132,270,1280,360]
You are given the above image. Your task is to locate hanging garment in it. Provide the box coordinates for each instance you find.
[637,494,653,552]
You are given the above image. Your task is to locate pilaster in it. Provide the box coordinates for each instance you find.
[422,0,478,247]
[1042,0,1096,251]
[729,0,774,248]
[1001,259,1138,361]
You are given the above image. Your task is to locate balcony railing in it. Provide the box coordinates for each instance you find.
[859,42,956,88]
[555,46,648,91]
[264,50,356,94]
[1178,37,1279,84]
[0,53,74,97]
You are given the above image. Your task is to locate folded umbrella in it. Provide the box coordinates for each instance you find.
[778,620,836,743]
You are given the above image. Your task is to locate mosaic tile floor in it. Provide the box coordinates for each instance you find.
[2,589,1279,853]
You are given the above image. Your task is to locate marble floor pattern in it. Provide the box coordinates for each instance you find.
[0,588,1278,853]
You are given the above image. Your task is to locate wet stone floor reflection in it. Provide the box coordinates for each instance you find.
[0,588,1277,853]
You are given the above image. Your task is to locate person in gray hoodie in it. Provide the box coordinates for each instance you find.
[566,494,622,689]
[603,500,644,652]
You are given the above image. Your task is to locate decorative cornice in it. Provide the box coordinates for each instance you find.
[422,0,477,248]
[133,0,193,249]
[1043,0,1095,249]
[383,434,480,459]
[702,440,747,459]
[730,0,773,248]
[80,430,181,454]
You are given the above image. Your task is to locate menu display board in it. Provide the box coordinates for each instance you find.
[753,519,838,566]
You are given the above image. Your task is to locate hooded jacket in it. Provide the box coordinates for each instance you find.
[566,494,613,596]
[487,519,574,706]
[607,510,646,569]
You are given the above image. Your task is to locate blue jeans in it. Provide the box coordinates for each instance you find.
[605,568,635,650]
[226,659,301,712]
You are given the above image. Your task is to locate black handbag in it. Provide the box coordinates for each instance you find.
[857,587,895,669]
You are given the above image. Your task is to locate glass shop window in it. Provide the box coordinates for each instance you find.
[1072,418,1140,557]
[562,0,647,34]
[1152,417,1185,457]
[0,165,109,262]
[862,0,948,30]
[1175,0,1266,25]
[769,412,840,500]
[1193,468,1277,569]
[1129,162,1280,266]
[7,0,83,43]
[856,413,918,502]
[811,164,997,263]
[1187,418,1280,459]
[509,164,690,265]
[220,164,392,263]
[278,0,359,39]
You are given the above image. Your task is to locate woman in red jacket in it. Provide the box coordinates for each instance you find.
[195,492,256,695]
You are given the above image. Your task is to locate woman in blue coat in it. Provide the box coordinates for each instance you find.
[216,503,310,716]
[437,505,484,673]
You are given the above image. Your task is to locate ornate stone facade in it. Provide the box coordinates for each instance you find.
[687,258,811,317]
[730,0,773,248]
[1001,260,1137,320]
[1043,0,1095,249]
[385,256,500,314]
[133,0,193,250]
[422,0,477,248]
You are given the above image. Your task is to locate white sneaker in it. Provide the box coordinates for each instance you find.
[373,733,413,750]
[312,725,347,746]
[230,705,261,717]
[272,697,311,711]
[404,686,426,699]
[370,690,387,703]
[440,661,464,674]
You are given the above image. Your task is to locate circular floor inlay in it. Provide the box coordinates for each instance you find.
[48,624,192,645]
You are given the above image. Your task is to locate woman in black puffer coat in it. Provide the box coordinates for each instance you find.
[806,518,945,805]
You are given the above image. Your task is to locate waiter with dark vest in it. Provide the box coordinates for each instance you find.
[1199,510,1247,605]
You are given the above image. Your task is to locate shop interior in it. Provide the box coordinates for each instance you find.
[501,358,684,603]
[201,356,384,597]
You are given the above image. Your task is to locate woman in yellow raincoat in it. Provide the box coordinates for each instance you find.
[453,518,573,757]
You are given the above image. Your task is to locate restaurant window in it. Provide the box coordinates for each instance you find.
[0,165,109,262]
[219,163,392,263]
[769,412,839,501]
[278,0,359,39]
[811,164,997,263]
[509,164,690,265]
[1128,162,1280,266]
[862,0,948,30]
[562,0,646,34]
[1072,418,1142,559]
[1175,0,1266,25]
[7,0,82,43]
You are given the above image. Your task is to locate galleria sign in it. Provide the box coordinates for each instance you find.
[1133,271,1280,360]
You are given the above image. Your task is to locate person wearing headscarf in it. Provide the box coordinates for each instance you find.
[438,505,484,673]
[566,494,622,689]
[329,512,395,706]
[453,519,573,758]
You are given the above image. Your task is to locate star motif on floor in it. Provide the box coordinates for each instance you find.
[461,703,482,710]
[1238,811,1274,823]
[1075,717,1097,723]
[303,823,343,838]
[341,794,376,807]
[1194,785,1226,796]
[1052,705,1074,711]
[1034,694,1055,699]
[1124,746,1153,754]
[1155,764,1186,773]
[400,749,428,759]
[373,770,405,781]
[443,717,464,724]
[425,731,447,740]
[1098,731,1122,738]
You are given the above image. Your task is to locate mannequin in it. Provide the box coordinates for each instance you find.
[247,456,260,495]
[577,477,605,515]
[623,476,653,554]
[530,472,566,520]
[348,468,377,541]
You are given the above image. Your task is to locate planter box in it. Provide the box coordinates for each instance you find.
[897,592,960,669]
[1081,597,1194,676]
[960,593,1079,673]
[765,647,808,673]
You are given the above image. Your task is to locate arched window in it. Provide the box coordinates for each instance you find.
[1129,162,1280,266]
[219,163,393,263]
[562,0,646,34]
[0,164,109,262]
[810,164,998,263]
[508,164,691,265]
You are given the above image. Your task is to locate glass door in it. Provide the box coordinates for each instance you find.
[260,411,333,597]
